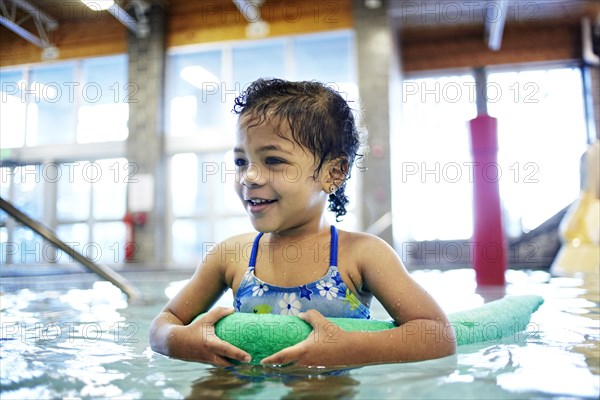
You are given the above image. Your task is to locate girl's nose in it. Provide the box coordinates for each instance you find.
[240,163,264,187]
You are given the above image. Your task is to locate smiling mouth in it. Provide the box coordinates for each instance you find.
[246,198,277,206]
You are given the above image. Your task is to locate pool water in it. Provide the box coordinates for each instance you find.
[1,268,598,399]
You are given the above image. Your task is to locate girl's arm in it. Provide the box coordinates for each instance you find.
[149,238,251,366]
[261,234,456,367]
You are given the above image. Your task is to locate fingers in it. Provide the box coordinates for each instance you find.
[192,307,252,364]
[260,311,325,366]
[262,311,345,368]
[260,344,302,366]
[298,309,327,327]
[207,336,252,364]
[211,354,236,367]
[201,306,235,324]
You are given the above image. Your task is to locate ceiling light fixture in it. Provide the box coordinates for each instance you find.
[79,0,149,38]
[80,0,115,11]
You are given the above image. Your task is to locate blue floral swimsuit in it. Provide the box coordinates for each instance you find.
[234,226,371,319]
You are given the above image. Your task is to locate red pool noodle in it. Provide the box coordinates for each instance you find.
[469,115,506,285]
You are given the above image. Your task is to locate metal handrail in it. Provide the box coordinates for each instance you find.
[0,196,140,300]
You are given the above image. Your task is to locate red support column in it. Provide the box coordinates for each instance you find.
[469,114,506,285]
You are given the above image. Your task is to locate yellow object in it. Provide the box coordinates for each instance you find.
[343,288,362,311]
[560,191,600,245]
[551,141,600,275]
[552,244,599,275]
[251,304,273,314]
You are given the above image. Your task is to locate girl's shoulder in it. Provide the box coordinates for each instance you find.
[202,231,258,266]
[335,229,405,288]
[336,229,407,284]
[220,231,258,247]
[337,229,394,250]
[206,232,259,287]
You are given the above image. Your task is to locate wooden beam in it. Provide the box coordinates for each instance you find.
[401,20,581,72]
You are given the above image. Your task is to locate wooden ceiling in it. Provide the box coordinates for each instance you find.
[14,0,600,26]
[18,0,157,22]
[1,0,597,67]
[389,0,599,27]
[394,0,599,71]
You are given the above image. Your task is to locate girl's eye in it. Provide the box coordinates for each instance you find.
[234,159,247,167]
[265,157,285,165]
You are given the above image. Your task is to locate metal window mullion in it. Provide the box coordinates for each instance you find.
[22,66,31,148]
[76,61,92,251]
[4,167,16,264]
[45,155,58,264]
[88,158,95,249]
[74,59,83,144]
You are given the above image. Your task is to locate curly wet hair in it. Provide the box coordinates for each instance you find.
[232,78,365,221]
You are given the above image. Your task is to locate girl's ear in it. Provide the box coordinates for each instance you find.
[322,157,349,194]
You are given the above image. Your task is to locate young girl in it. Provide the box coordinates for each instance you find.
[149,78,456,368]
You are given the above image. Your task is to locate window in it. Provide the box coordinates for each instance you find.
[0,55,129,266]
[394,66,589,245]
[293,33,352,83]
[0,164,46,265]
[2,164,45,221]
[27,63,78,145]
[0,55,128,148]
[77,56,129,143]
[395,74,477,241]
[166,50,223,138]
[0,70,26,148]
[54,158,128,265]
[0,159,128,266]
[487,67,588,235]
[233,40,285,89]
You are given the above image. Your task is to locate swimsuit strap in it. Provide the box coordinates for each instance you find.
[248,232,264,268]
[329,225,338,266]
[247,226,338,268]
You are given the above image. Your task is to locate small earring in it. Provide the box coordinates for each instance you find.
[329,185,337,194]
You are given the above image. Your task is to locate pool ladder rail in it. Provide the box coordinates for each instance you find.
[0,196,141,300]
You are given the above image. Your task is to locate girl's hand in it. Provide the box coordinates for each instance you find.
[260,310,351,368]
[180,307,252,367]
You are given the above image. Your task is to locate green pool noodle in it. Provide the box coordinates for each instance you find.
[195,295,543,364]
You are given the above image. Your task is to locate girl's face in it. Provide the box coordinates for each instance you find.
[233,115,330,234]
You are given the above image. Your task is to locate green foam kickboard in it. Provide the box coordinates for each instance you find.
[193,294,544,364]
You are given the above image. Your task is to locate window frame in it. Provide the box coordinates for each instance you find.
[0,55,129,266]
